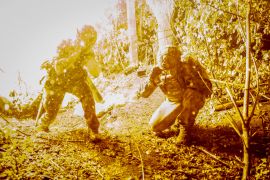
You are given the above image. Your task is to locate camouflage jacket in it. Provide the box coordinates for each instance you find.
[138,57,212,102]
[43,47,95,89]
[179,56,212,98]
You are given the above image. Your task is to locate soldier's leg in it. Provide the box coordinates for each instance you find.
[176,89,205,145]
[149,99,181,133]
[38,89,64,132]
[71,81,99,134]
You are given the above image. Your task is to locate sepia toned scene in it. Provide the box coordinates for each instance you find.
[0,0,270,179]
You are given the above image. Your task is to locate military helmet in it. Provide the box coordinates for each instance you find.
[158,46,181,69]
[76,25,97,46]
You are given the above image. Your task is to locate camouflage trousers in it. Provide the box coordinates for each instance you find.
[149,89,205,132]
[39,80,99,133]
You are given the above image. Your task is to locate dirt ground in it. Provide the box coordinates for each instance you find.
[1,72,270,179]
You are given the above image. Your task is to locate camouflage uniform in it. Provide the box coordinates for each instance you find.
[137,46,212,145]
[38,25,100,135]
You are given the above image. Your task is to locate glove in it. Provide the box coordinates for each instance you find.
[150,66,162,82]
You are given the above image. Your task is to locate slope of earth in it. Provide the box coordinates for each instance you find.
[1,71,269,179]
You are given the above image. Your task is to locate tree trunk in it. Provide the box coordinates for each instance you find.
[242,1,251,179]
[242,125,250,180]
[147,0,176,52]
[126,0,138,65]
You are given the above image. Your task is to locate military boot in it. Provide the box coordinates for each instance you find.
[36,123,49,132]
[36,115,51,133]
[176,124,189,146]
[88,128,102,143]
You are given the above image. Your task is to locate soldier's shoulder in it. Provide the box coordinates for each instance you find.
[181,54,198,64]
[182,55,205,68]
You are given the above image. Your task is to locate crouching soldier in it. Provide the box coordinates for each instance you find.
[36,25,102,140]
[136,46,212,145]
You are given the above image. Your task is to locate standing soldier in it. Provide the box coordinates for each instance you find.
[37,25,101,140]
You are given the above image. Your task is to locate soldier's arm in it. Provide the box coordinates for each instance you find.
[54,51,81,75]
[182,58,212,97]
[137,66,161,98]
[85,74,104,103]
[84,52,101,78]
[137,81,157,98]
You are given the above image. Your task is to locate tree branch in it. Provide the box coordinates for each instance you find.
[0,115,10,124]
[248,55,260,120]
[210,79,244,88]
[206,2,245,20]
[195,146,231,168]
[136,143,145,180]
[225,88,243,138]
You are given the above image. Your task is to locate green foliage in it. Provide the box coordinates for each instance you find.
[95,28,130,75]
[0,127,34,179]
[95,0,158,75]
[94,0,130,76]
[94,0,269,97]
[170,0,270,100]
[255,158,270,179]
[135,0,157,65]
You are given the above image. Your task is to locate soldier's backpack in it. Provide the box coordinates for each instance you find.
[179,56,212,98]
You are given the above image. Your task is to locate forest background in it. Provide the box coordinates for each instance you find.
[1,0,270,179]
